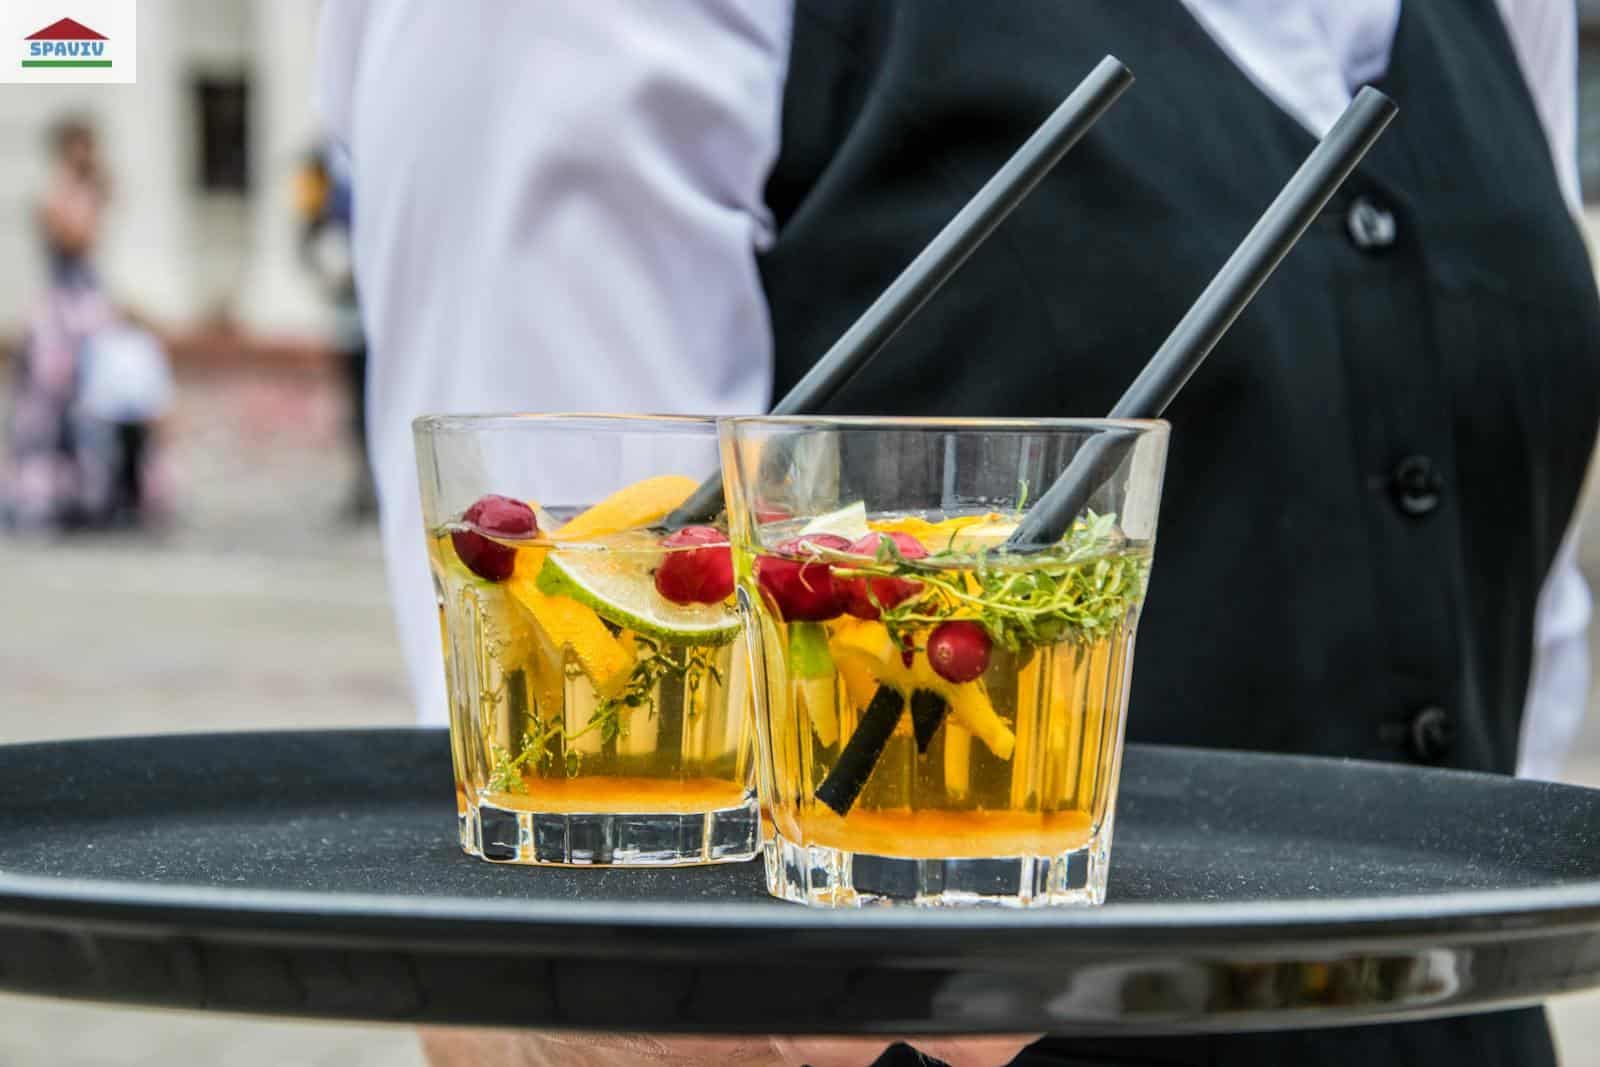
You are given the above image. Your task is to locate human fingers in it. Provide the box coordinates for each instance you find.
[419,1028,784,1067]
[772,1034,1036,1067]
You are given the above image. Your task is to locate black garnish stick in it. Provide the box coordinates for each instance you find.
[815,686,906,816]
[910,689,950,754]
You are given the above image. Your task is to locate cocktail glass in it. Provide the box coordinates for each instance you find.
[415,414,756,866]
[720,417,1167,905]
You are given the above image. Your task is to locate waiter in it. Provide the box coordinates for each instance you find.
[319,2,1599,1065]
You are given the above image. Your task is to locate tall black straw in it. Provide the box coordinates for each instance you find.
[1006,86,1399,550]
[663,56,1136,530]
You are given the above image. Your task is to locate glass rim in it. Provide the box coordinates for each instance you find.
[413,412,718,435]
[720,415,1168,433]
[414,412,1169,436]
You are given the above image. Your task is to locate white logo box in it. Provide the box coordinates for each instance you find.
[0,1,137,85]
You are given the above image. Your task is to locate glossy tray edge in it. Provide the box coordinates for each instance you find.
[1,728,1598,1033]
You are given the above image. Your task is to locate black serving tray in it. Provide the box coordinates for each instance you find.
[0,728,1597,1035]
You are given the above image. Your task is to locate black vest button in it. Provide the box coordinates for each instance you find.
[1347,195,1397,251]
[1407,706,1455,764]
[1390,454,1442,516]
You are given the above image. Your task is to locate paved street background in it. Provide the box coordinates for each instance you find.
[0,375,426,1067]
[2,372,1599,1065]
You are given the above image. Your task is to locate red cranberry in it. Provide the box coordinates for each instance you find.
[839,531,927,620]
[654,526,734,605]
[754,533,850,621]
[452,494,538,582]
[927,620,992,684]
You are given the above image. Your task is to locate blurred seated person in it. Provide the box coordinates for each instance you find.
[4,117,112,531]
[4,117,173,533]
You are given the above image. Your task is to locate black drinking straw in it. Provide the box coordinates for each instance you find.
[662,56,1136,530]
[812,88,1399,818]
[1006,86,1399,550]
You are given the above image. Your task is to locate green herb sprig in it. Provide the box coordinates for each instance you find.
[486,635,725,789]
[829,510,1148,654]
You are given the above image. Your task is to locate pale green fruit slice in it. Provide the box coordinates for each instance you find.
[798,501,870,542]
[536,543,739,645]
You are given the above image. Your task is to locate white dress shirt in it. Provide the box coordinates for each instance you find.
[317,1,1591,779]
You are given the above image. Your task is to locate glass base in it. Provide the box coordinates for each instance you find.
[459,794,760,866]
[763,822,1113,907]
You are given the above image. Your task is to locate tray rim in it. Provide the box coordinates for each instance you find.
[2,727,1600,1034]
[0,727,1596,950]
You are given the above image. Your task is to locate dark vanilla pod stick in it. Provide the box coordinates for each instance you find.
[910,689,950,754]
[815,686,906,816]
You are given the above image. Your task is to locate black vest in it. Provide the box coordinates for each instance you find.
[759,3,1597,1063]
[760,0,1600,775]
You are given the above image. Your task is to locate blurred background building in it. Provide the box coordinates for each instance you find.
[0,2,1599,1065]
[0,0,324,338]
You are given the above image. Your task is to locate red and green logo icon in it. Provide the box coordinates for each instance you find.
[24,18,109,69]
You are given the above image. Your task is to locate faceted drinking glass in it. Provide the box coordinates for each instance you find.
[415,414,757,866]
[720,417,1167,905]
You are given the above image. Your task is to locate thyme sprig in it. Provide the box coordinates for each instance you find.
[828,510,1148,654]
[485,636,725,789]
